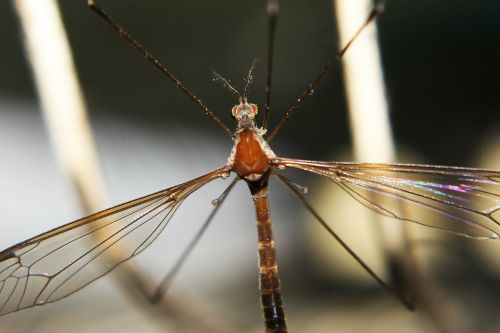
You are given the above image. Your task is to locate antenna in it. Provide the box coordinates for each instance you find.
[243,58,258,97]
[212,70,240,96]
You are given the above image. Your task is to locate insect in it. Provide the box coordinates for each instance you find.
[1,0,500,332]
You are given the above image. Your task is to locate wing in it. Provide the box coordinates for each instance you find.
[0,167,229,316]
[272,157,500,239]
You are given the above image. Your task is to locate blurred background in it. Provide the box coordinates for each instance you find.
[0,0,499,332]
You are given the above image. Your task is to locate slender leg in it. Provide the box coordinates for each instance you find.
[150,178,239,303]
[263,0,279,130]
[275,173,414,311]
[248,174,287,333]
[86,0,232,137]
[267,1,385,142]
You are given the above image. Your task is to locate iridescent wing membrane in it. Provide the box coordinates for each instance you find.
[273,158,500,239]
[0,167,228,316]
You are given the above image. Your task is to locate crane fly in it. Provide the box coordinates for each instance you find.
[1,1,500,332]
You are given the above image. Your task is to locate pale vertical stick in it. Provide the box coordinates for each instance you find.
[11,2,227,330]
[12,0,144,314]
[335,0,393,162]
[12,0,107,213]
[333,0,413,296]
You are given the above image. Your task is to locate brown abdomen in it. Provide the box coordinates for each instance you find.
[234,129,269,178]
[249,179,287,332]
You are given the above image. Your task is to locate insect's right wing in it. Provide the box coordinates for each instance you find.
[273,158,500,239]
[0,166,230,316]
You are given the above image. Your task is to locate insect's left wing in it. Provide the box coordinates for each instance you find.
[0,166,229,316]
[273,158,500,239]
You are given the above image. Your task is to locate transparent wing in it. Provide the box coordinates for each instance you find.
[273,158,500,239]
[0,167,229,316]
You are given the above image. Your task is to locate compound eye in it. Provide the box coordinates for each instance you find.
[231,105,238,118]
[250,104,258,116]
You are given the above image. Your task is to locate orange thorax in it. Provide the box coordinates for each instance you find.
[234,129,270,178]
